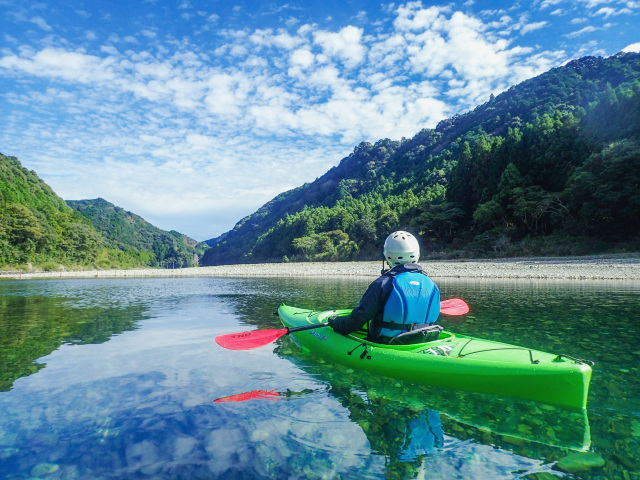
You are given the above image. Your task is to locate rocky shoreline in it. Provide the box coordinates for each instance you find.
[2,255,640,280]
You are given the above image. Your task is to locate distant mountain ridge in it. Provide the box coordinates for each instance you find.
[202,52,640,265]
[0,153,208,269]
[67,198,209,268]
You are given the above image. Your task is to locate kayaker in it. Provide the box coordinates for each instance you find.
[328,231,441,343]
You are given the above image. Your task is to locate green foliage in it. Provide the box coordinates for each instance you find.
[201,52,640,264]
[0,153,101,267]
[0,289,147,391]
[567,139,640,238]
[291,230,354,261]
[67,199,209,268]
[0,154,208,270]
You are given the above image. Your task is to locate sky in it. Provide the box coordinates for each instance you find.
[1,1,639,241]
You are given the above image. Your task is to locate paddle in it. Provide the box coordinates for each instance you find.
[440,297,469,315]
[214,388,313,403]
[214,389,281,403]
[215,322,326,350]
[215,298,469,351]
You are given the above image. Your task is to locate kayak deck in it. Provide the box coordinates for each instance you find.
[277,305,593,410]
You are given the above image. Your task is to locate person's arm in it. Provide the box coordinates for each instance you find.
[329,279,386,335]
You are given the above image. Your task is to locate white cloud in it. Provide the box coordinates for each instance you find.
[577,0,612,8]
[623,42,640,52]
[595,6,632,16]
[0,48,117,83]
[29,16,53,31]
[250,28,302,50]
[521,21,548,34]
[394,4,447,31]
[313,26,366,68]
[290,48,315,68]
[565,25,598,37]
[539,0,564,8]
[0,1,576,239]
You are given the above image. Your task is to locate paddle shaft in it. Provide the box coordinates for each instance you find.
[215,298,469,350]
[287,322,329,333]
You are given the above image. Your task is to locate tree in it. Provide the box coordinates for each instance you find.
[62,223,102,262]
[413,202,465,243]
[567,139,640,238]
[4,204,42,247]
[350,215,377,244]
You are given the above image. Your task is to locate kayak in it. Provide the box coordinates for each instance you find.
[277,305,593,410]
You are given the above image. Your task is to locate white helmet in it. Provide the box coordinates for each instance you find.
[383,231,420,267]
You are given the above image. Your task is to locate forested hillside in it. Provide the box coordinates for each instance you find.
[202,52,640,265]
[0,154,101,268]
[0,155,208,270]
[67,198,208,268]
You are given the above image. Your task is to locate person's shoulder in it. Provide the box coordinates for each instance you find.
[399,263,424,273]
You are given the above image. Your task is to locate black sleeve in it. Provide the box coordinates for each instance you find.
[330,278,387,335]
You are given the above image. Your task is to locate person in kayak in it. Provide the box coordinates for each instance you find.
[328,230,441,344]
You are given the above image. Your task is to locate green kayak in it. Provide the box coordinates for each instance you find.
[277,304,593,410]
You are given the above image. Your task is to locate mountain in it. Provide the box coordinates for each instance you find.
[67,198,209,268]
[202,52,640,265]
[0,153,101,268]
[0,153,208,270]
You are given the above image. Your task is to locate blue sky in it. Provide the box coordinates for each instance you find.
[1,0,639,241]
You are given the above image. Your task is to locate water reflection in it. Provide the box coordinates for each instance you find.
[0,280,150,391]
[0,276,638,480]
[329,386,444,479]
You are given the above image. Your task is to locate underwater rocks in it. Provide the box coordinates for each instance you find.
[556,451,605,473]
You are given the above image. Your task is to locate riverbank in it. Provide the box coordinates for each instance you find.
[2,255,640,280]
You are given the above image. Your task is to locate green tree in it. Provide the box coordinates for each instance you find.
[62,223,102,262]
[567,139,640,238]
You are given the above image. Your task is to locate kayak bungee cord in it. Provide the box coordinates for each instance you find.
[347,342,372,360]
[457,338,542,364]
[553,354,595,366]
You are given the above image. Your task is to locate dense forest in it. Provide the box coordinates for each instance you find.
[0,154,101,269]
[0,156,208,270]
[67,199,209,268]
[202,52,640,265]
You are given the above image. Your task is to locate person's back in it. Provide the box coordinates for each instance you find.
[328,231,440,343]
[377,268,440,339]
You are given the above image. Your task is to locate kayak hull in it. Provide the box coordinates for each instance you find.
[277,305,592,410]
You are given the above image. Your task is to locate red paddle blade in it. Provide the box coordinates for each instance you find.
[215,328,289,350]
[214,389,281,403]
[440,298,470,316]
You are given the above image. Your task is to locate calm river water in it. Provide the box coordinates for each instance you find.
[0,276,638,480]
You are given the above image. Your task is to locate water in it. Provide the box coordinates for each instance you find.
[0,276,638,479]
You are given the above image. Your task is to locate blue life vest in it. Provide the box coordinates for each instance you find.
[397,410,443,461]
[379,271,440,339]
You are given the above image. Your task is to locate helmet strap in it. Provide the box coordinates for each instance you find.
[381,256,389,275]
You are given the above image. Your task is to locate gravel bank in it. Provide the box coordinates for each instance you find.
[2,256,640,280]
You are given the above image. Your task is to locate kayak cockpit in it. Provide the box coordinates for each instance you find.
[346,329,456,350]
